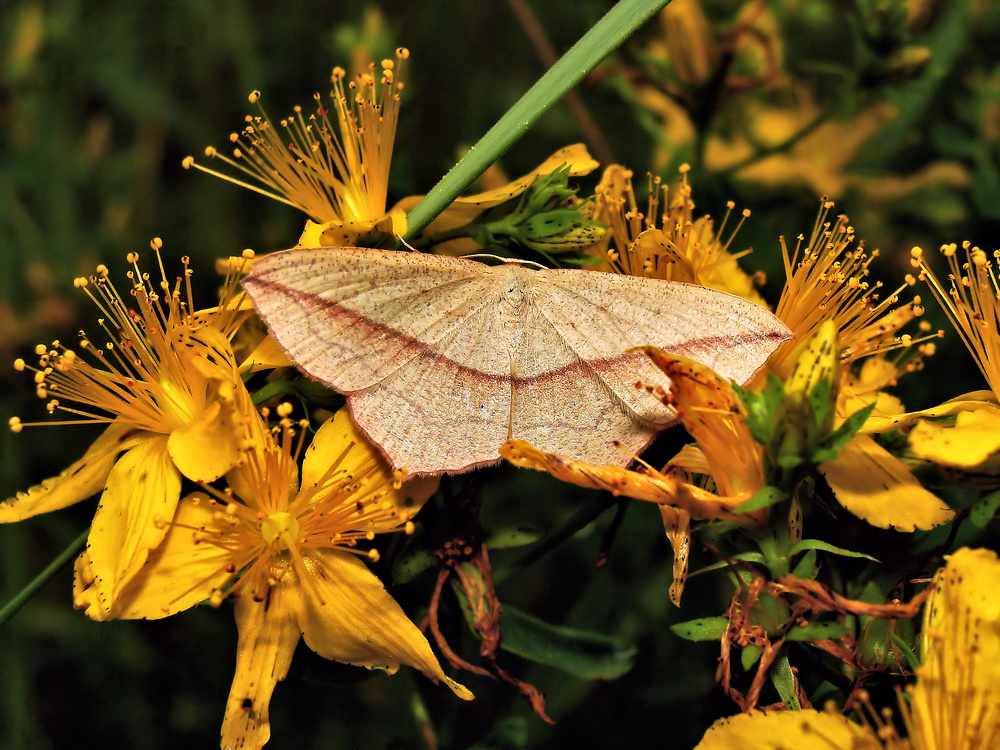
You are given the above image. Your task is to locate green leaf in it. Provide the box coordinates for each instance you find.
[791,548,819,579]
[741,644,763,671]
[690,552,767,577]
[770,652,800,710]
[403,0,673,238]
[785,621,850,642]
[670,617,728,642]
[821,403,875,455]
[391,547,437,585]
[971,490,1000,529]
[486,525,544,550]
[735,486,787,513]
[889,627,921,673]
[497,604,637,680]
[468,717,529,750]
[789,539,879,562]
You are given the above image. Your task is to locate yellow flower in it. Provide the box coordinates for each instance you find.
[4,243,256,617]
[183,49,410,247]
[75,405,471,750]
[767,203,951,531]
[705,90,899,200]
[694,547,1000,750]
[906,547,1000,748]
[906,243,1000,471]
[586,163,766,305]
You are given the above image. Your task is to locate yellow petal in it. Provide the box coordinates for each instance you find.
[643,348,766,498]
[864,391,999,432]
[298,550,473,701]
[666,444,711,475]
[455,144,601,208]
[103,492,234,620]
[909,408,1000,468]
[167,399,242,484]
[86,438,182,618]
[302,409,431,531]
[72,551,100,618]
[818,436,954,531]
[221,574,302,750]
[0,423,147,522]
[242,333,291,372]
[911,548,1000,747]
[694,710,879,749]
[296,209,408,249]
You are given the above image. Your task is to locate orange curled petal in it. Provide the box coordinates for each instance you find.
[500,440,754,522]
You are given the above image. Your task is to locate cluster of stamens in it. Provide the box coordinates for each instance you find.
[910,242,1000,396]
[592,164,753,284]
[9,240,249,435]
[172,403,417,607]
[182,48,409,225]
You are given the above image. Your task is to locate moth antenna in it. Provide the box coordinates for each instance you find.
[395,235,423,254]
[461,253,549,270]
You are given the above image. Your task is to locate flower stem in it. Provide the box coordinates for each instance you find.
[403,0,672,239]
[0,527,89,627]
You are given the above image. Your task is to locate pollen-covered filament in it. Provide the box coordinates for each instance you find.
[260,511,300,551]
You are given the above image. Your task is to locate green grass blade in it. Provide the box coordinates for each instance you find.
[404,0,671,239]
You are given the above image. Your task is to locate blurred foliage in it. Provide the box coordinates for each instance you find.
[4,0,1000,748]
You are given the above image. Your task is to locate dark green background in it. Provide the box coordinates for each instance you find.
[2,1,999,747]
